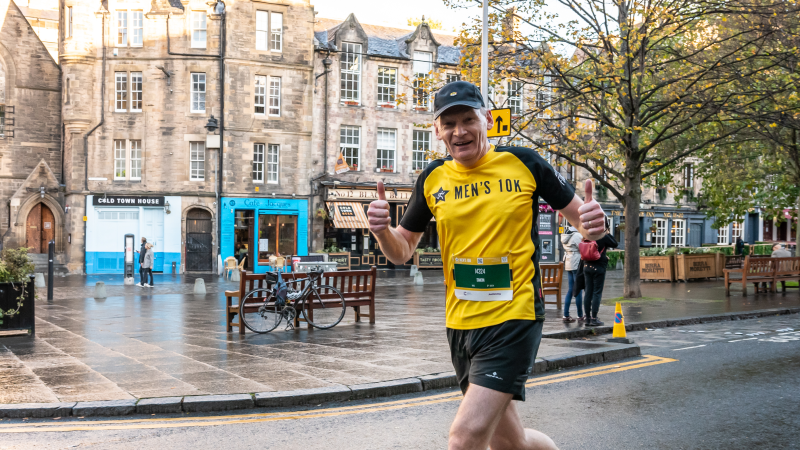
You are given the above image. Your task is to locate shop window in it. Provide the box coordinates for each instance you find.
[340,125,360,171]
[268,76,281,116]
[412,130,430,171]
[377,67,396,105]
[191,11,207,48]
[671,219,686,247]
[254,75,266,114]
[377,128,396,173]
[190,141,205,181]
[253,143,264,182]
[717,226,729,245]
[653,219,667,248]
[508,81,523,115]
[258,214,297,260]
[340,42,361,103]
[191,73,206,112]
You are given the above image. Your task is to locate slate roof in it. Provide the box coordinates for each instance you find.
[314,17,461,65]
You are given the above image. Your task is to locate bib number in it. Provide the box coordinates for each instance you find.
[453,255,513,301]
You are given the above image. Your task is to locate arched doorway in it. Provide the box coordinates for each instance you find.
[26,203,55,254]
[186,208,212,272]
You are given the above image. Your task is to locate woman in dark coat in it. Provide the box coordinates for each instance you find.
[583,225,618,326]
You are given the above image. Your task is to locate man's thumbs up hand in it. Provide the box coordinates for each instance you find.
[578,180,606,240]
[368,181,391,234]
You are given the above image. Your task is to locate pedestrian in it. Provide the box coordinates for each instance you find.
[367,81,606,450]
[735,236,745,256]
[141,243,154,287]
[560,225,584,322]
[136,237,147,286]
[582,224,618,326]
[771,243,791,258]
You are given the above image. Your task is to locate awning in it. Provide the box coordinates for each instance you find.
[327,202,370,229]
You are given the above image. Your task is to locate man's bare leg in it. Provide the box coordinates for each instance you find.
[489,401,558,450]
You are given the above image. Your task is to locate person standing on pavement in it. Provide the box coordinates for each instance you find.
[582,224,618,326]
[735,237,745,256]
[141,243,154,287]
[560,226,584,322]
[136,237,147,286]
[367,81,607,450]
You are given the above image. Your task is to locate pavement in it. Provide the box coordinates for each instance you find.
[0,268,798,417]
[2,314,799,449]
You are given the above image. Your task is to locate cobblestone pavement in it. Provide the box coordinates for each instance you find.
[0,269,797,404]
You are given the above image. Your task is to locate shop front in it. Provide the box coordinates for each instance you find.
[323,185,439,270]
[220,197,308,274]
[85,195,182,274]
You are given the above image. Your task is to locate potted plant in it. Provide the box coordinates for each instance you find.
[322,245,351,270]
[675,247,717,281]
[378,103,396,109]
[379,166,394,173]
[0,248,36,334]
[413,247,442,268]
[343,100,359,106]
[414,106,429,112]
[315,207,328,220]
[639,246,676,281]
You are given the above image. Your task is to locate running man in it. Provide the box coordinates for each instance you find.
[367,81,607,450]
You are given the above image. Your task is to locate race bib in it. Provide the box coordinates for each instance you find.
[453,255,513,301]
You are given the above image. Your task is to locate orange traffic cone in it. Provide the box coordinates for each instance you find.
[606,302,633,344]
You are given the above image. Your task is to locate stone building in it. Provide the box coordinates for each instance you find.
[0,0,63,271]
[310,15,461,269]
[60,0,315,274]
[16,0,59,61]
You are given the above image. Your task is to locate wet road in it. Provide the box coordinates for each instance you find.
[2,314,799,450]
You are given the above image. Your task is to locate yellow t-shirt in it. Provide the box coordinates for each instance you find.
[400,145,575,330]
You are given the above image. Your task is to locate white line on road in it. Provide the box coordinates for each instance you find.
[673,345,706,351]
[729,337,759,342]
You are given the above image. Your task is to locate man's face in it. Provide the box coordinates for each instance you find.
[434,106,494,168]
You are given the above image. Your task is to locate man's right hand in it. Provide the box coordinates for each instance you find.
[368,181,391,234]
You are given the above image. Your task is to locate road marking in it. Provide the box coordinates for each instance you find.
[673,345,706,351]
[729,337,759,342]
[0,355,675,434]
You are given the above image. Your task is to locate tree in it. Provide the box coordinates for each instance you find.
[407,17,444,30]
[445,0,799,297]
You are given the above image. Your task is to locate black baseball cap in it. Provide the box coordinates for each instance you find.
[433,81,485,120]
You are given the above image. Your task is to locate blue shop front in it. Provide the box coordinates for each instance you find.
[221,197,308,273]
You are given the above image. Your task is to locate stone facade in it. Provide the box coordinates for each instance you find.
[0,0,63,258]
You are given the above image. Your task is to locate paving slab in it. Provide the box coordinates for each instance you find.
[72,399,137,417]
[0,402,75,418]
[182,394,254,412]
[254,385,352,407]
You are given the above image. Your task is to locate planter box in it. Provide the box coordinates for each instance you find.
[326,252,351,270]
[640,255,675,281]
[0,276,35,335]
[414,252,443,269]
[675,253,716,281]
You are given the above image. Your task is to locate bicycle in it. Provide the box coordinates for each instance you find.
[239,268,346,333]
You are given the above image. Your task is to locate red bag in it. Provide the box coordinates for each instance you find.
[578,239,601,261]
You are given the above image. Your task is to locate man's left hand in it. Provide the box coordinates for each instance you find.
[578,180,606,240]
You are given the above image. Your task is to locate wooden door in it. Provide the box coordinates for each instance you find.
[26,204,42,253]
[41,204,55,251]
[186,208,213,272]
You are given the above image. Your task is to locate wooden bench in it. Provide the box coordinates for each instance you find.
[540,262,564,312]
[724,256,776,296]
[226,267,377,334]
[772,257,800,293]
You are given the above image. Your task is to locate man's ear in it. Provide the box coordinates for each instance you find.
[485,109,494,131]
[433,119,443,141]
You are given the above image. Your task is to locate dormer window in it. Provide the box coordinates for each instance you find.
[340,42,362,104]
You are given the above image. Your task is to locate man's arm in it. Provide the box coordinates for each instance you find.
[367,182,424,264]
[558,180,607,241]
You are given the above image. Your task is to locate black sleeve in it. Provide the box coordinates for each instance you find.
[399,160,441,232]
[496,146,576,210]
[597,234,618,252]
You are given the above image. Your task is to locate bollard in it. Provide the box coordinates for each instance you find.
[409,265,418,277]
[413,271,424,285]
[616,259,623,270]
[230,269,240,282]
[172,261,177,275]
[124,276,134,285]
[47,241,54,301]
[193,278,207,294]
[34,273,46,288]
[94,281,107,299]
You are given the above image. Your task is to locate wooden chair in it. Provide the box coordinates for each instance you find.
[540,262,564,312]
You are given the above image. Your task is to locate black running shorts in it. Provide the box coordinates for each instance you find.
[447,319,543,401]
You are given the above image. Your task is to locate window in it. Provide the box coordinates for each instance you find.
[536,90,550,117]
[0,106,5,138]
[258,214,297,260]
[377,128,396,172]
[447,73,461,84]
[130,72,142,111]
[254,75,266,114]
[270,12,282,51]
[190,141,205,180]
[253,144,264,182]
[268,76,281,116]
[340,42,361,103]
[267,144,279,183]
[671,219,686,247]
[98,211,139,220]
[731,222,744,241]
[256,11,268,50]
[653,219,668,248]
[115,72,128,111]
[340,126,360,171]
[131,11,143,46]
[113,140,142,180]
[377,67,397,104]
[683,164,694,188]
[412,130,431,171]
[191,73,206,112]
[413,51,432,110]
[116,11,127,46]
[508,81,523,115]
[717,226,729,245]
[67,6,73,38]
[191,11,207,48]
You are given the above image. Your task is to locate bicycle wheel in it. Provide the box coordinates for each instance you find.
[300,284,346,329]
[240,288,282,333]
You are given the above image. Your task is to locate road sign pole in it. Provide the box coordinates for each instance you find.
[481,0,488,103]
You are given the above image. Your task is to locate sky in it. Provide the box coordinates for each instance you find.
[310,0,477,32]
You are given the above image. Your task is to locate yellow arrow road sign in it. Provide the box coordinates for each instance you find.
[488,108,511,137]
